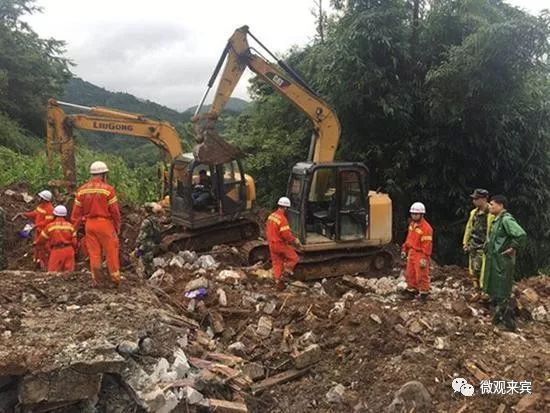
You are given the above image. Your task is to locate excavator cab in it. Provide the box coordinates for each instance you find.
[287,162,369,246]
[169,154,249,229]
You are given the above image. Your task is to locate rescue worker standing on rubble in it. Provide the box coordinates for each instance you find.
[135,202,163,277]
[37,205,76,272]
[71,161,121,287]
[14,190,54,269]
[484,195,526,331]
[0,206,6,270]
[401,202,433,301]
[463,188,495,290]
[266,197,300,290]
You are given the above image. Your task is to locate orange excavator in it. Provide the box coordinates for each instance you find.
[46,99,260,250]
[193,26,394,278]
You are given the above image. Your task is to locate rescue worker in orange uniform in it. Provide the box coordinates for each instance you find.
[266,197,301,289]
[401,202,433,301]
[71,161,121,287]
[36,205,76,272]
[14,190,54,269]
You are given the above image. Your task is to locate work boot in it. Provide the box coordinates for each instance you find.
[418,292,429,303]
[400,288,418,299]
[275,279,286,291]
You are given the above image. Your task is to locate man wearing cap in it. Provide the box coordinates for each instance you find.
[135,202,163,277]
[401,202,433,301]
[37,205,77,272]
[266,197,301,289]
[463,188,495,289]
[71,161,121,287]
[15,190,55,269]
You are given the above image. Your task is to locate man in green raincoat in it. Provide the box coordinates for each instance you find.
[463,189,495,289]
[484,195,526,331]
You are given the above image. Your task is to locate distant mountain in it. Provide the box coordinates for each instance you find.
[185,97,250,115]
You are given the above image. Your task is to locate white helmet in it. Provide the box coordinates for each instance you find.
[90,161,109,174]
[277,196,291,208]
[38,190,53,202]
[409,202,426,214]
[53,205,68,217]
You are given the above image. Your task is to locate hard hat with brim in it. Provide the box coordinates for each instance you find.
[470,188,489,199]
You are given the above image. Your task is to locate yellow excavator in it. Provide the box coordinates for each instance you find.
[46,99,260,249]
[193,26,393,278]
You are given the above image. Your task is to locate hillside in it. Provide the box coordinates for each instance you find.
[185,97,250,115]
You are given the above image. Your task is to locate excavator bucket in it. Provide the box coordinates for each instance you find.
[192,114,243,165]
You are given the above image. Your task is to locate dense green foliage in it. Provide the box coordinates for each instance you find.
[0,0,71,135]
[228,0,550,273]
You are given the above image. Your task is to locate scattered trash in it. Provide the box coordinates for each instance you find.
[185,288,208,299]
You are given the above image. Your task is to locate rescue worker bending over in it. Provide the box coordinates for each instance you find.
[135,202,163,277]
[71,161,121,287]
[463,188,494,290]
[401,202,433,301]
[37,205,76,272]
[266,197,300,290]
[192,169,213,210]
[14,190,54,269]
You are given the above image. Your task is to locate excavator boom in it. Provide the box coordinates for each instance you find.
[194,25,341,163]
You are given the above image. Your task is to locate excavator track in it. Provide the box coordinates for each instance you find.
[241,241,395,281]
[161,219,260,253]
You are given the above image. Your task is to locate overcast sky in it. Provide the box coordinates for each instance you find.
[25,0,548,112]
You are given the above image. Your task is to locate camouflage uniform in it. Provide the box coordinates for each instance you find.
[0,207,6,270]
[136,214,161,277]
[463,207,494,289]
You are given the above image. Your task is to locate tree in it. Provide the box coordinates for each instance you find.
[0,0,72,135]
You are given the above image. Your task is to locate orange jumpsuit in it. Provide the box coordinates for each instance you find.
[38,218,77,272]
[402,218,433,294]
[24,202,54,269]
[71,177,121,285]
[266,208,299,280]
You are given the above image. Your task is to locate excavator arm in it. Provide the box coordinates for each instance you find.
[46,98,184,190]
[194,25,341,163]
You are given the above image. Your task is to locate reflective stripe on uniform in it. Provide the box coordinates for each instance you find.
[36,207,46,214]
[77,188,111,197]
[107,196,118,205]
[47,225,74,232]
[280,225,290,232]
[268,215,281,225]
[74,199,81,206]
[421,236,432,241]
[415,228,423,235]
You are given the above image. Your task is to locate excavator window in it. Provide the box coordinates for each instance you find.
[307,168,338,240]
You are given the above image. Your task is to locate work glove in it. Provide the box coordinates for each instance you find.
[419,258,427,269]
[400,251,407,260]
[293,239,302,249]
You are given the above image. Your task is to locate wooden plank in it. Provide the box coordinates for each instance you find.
[218,307,253,315]
[206,399,248,413]
[464,359,489,383]
[206,352,244,366]
[250,368,310,395]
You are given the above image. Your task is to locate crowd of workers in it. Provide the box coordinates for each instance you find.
[0,160,528,330]
[267,189,526,331]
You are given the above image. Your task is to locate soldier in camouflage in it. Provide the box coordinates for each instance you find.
[135,202,163,277]
[463,189,495,289]
[0,207,6,270]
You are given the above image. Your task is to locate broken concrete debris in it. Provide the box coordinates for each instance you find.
[387,381,432,413]
[292,344,322,369]
[326,383,346,404]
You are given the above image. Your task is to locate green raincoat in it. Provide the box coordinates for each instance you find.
[483,211,526,301]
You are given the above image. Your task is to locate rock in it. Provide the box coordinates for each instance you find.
[153,257,168,268]
[217,288,228,306]
[150,358,173,384]
[184,276,209,292]
[292,344,322,369]
[117,340,139,355]
[531,305,548,322]
[140,388,179,413]
[21,192,33,203]
[394,324,408,336]
[514,393,540,412]
[139,337,154,354]
[173,348,190,379]
[329,301,346,322]
[187,299,197,313]
[210,311,225,334]
[242,362,265,381]
[4,189,16,196]
[169,255,185,268]
[256,316,273,338]
[178,250,198,264]
[228,341,247,357]
[402,346,428,361]
[433,337,450,350]
[196,255,219,270]
[387,381,431,413]
[217,269,243,284]
[56,294,69,304]
[298,331,318,347]
[2,330,12,339]
[66,305,81,311]
[408,320,423,334]
[262,301,277,315]
[326,383,346,404]
[184,386,204,405]
[251,268,272,278]
[148,269,166,286]
[370,314,382,324]
[451,301,472,317]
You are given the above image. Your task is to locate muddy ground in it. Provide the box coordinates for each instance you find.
[0,185,548,412]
